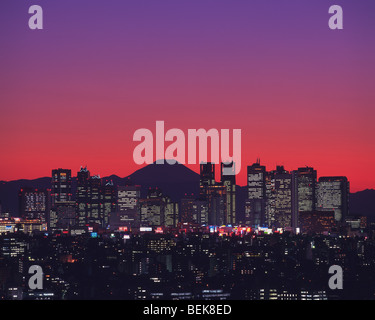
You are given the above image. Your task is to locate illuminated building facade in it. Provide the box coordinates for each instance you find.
[50,168,74,230]
[18,188,50,223]
[111,185,140,230]
[51,169,72,206]
[140,188,178,227]
[273,166,292,228]
[296,167,317,214]
[246,160,266,226]
[221,162,236,225]
[316,176,349,222]
[49,201,76,230]
[102,181,116,227]
[76,166,90,227]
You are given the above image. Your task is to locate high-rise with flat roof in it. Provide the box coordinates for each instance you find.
[246,160,266,226]
[316,176,349,222]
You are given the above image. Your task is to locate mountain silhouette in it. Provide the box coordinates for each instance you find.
[0,161,200,216]
[349,189,375,222]
[123,161,200,201]
[1,163,374,223]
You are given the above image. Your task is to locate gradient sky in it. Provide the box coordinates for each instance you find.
[1,0,374,191]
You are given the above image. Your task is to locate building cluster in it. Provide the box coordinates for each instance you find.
[245,161,350,234]
[0,162,359,237]
[0,162,373,300]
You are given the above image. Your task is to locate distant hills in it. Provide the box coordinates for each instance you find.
[0,162,200,216]
[0,163,374,223]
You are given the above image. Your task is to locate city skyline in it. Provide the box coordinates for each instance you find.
[2,161,353,229]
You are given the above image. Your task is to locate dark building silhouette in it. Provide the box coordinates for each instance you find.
[299,211,335,234]
[180,195,195,224]
[199,163,215,200]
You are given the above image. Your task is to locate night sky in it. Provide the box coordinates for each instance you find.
[1,0,374,191]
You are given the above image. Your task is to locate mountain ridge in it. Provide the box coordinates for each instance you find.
[0,163,374,223]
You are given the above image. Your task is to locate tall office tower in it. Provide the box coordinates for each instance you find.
[49,201,76,230]
[50,168,74,230]
[140,188,178,227]
[221,162,236,225]
[140,188,165,227]
[101,181,116,228]
[18,188,51,223]
[207,184,227,226]
[51,169,72,206]
[180,196,195,224]
[246,160,266,226]
[316,176,349,222]
[87,175,102,226]
[192,200,208,225]
[291,170,299,231]
[199,163,216,200]
[265,172,276,227]
[76,166,90,227]
[297,167,317,212]
[273,166,292,229]
[113,185,141,229]
[165,198,179,227]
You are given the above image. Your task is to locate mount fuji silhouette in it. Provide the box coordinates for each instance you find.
[0,161,374,223]
[0,161,200,216]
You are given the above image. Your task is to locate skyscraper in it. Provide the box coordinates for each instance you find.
[102,181,116,228]
[199,163,215,200]
[112,184,141,229]
[87,175,102,226]
[50,168,74,230]
[265,171,276,227]
[51,169,72,206]
[49,201,76,230]
[180,196,195,224]
[296,167,317,213]
[246,160,266,226]
[76,166,90,227]
[18,188,50,223]
[316,176,349,222]
[273,166,292,229]
[140,188,178,227]
[140,188,165,227]
[221,162,236,225]
[207,184,227,226]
